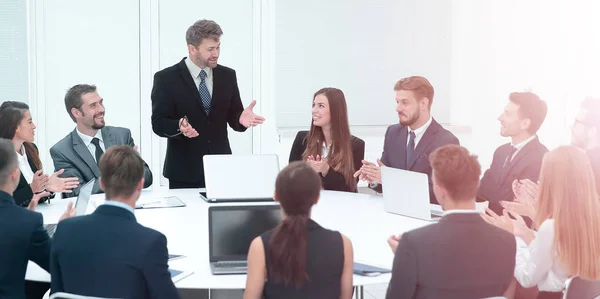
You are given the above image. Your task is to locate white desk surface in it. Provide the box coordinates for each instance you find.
[26,189,433,289]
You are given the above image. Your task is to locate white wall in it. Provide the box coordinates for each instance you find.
[24,0,600,186]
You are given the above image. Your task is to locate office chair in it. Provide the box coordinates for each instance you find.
[49,292,121,299]
[562,276,600,299]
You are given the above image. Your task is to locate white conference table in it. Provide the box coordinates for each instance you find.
[26,189,433,295]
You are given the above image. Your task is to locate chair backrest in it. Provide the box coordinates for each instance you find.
[563,276,600,299]
[49,293,121,299]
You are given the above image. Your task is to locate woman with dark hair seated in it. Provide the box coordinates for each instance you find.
[0,101,79,207]
[289,88,365,192]
[244,161,354,299]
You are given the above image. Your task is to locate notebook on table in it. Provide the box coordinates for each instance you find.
[353,262,391,277]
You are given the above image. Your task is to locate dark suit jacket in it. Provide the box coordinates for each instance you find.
[477,136,548,214]
[50,204,179,299]
[372,118,459,203]
[386,213,516,299]
[0,191,51,299]
[50,126,153,197]
[14,143,52,207]
[151,58,247,187]
[289,131,365,192]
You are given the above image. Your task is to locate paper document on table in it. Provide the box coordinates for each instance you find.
[135,196,186,209]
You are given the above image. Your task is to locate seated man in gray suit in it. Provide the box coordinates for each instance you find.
[50,84,152,197]
[354,76,459,204]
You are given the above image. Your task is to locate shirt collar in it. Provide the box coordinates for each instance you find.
[103,200,135,215]
[443,209,481,216]
[77,129,103,147]
[17,144,28,161]
[409,115,433,138]
[512,135,536,150]
[185,57,212,80]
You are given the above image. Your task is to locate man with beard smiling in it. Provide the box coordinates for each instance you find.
[354,76,459,204]
[151,19,264,189]
[50,84,153,197]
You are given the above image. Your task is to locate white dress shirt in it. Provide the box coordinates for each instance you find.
[407,116,433,147]
[514,219,569,292]
[77,129,105,162]
[17,145,34,184]
[510,135,536,161]
[442,209,481,217]
[185,57,213,96]
[321,142,331,159]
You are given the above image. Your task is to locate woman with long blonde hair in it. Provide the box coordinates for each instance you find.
[484,145,600,299]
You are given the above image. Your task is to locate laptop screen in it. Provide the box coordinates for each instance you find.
[209,205,282,262]
[75,178,94,216]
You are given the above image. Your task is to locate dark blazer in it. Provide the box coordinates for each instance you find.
[372,118,459,203]
[50,126,153,197]
[151,58,247,187]
[386,212,516,299]
[0,191,51,299]
[289,131,365,192]
[477,136,548,214]
[50,204,179,299]
[14,143,52,206]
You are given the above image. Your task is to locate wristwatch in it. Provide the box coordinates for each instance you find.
[368,182,379,189]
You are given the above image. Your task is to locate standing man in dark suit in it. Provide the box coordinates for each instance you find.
[477,92,548,214]
[0,138,73,299]
[354,76,459,204]
[386,145,516,299]
[151,19,265,189]
[50,146,180,299]
[51,84,153,197]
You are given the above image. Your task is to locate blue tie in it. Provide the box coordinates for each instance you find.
[198,70,211,114]
[406,130,416,166]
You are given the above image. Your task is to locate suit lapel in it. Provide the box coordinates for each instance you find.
[210,65,224,118]
[407,119,441,169]
[398,128,408,169]
[71,129,100,178]
[178,58,206,113]
[101,128,116,149]
[498,137,539,185]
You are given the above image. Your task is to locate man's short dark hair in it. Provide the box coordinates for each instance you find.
[99,146,144,199]
[0,138,18,187]
[430,144,481,201]
[509,92,547,135]
[186,19,223,47]
[64,84,97,122]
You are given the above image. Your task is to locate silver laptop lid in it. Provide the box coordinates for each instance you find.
[75,178,94,216]
[203,154,279,199]
[381,166,433,220]
[208,204,282,262]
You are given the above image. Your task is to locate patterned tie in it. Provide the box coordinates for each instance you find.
[406,130,416,166]
[90,137,104,165]
[198,70,211,115]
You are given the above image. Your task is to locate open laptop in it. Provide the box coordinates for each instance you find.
[209,204,282,275]
[44,178,95,237]
[200,154,280,203]
[381,166,444,221]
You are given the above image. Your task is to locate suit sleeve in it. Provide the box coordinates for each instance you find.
[370,127,391,194]
[477,147,501,202]
[289,132,306,163]
[143,233,181,299]
[226,70,248,133]
[29,213,51,272]
[50,224,64,294]
[386,233,418,299]
[13,180,34,206]
[126,130,153,188]
[151,73,184,139]
[50,146,103,197]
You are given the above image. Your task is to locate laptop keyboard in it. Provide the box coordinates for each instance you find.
[44,224,57,237]
[214,261,247,268]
